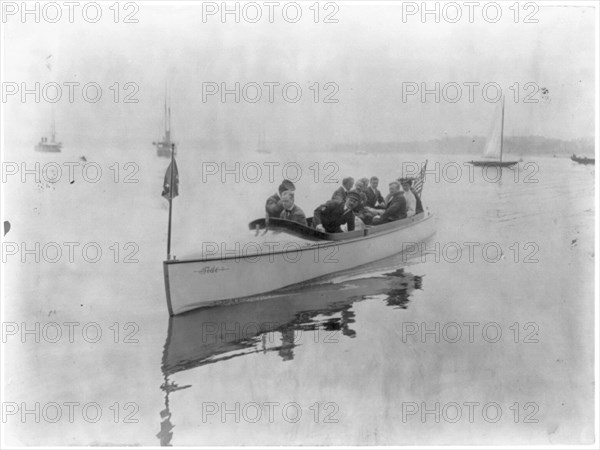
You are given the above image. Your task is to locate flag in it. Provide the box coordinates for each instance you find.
[161,158,179,200]
[412,160,427,198]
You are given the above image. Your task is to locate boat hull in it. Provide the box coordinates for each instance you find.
[467,160,518,167]
[571,156,595,165]
[35,143,62,153]
[163,212,435,315]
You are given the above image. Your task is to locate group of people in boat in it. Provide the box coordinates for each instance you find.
[265,176,423,234]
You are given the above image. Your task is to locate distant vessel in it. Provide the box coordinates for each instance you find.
[36,55,62,153]
[255,128,271,154]
[468,97,518,168]
[355,150,368,155]
[570,154,594,165]
[35,117,62,153]
[153,91,176,158]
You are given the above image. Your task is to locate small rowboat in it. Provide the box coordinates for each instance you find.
[163,211,435,316]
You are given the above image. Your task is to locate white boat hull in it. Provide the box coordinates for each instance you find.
[164,212,435,315]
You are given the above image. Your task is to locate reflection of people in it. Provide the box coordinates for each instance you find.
[365,176,385,208]
[331,177,354,203]
[278,328,295,361]
[372,181,407,225]
[313,191,361,233]
[265,179,295,219]
[279,191,307,226]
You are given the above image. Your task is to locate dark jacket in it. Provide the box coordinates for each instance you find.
[265,193,283,218]
[365,186,385,208]
[331,186,348,203]
[280,204,308,226]
[313,200,355,233]
[379,192,407,223]
[413,190,424,214]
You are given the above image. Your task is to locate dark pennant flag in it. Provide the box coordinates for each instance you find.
[161,158,179,200]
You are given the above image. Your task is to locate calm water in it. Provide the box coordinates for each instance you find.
[2,146,595,445]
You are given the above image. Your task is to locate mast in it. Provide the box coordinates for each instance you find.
[167,143,175,260]
[499,96,505,162]
[167,105,171,143]
[164,87,168,141]
[166,83,172,143]
[50,113,56,143]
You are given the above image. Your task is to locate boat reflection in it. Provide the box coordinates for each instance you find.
[157,266,422,445]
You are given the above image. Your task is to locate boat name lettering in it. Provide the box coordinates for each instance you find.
[195,266,230,275]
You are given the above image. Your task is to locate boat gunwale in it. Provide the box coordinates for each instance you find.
[164,212,433,265]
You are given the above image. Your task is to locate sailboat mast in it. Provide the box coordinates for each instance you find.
[51,108,56,142]
[499,96,505,162]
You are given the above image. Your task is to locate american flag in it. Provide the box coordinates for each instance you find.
[411,160,427,198]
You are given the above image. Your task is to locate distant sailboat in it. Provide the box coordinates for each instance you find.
[154,89,176,158]
[35,115,62,153]
[468,97,518,168]
[256,128,271,154]
[35,55,62,153]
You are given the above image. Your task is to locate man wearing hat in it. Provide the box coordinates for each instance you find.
[372,181,407,225]
[313,191,361,233]
[265,179,296,219]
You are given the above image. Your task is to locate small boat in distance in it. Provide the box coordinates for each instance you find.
[255,128,271,154]
[154,90,176,158]
[355,150,368,155]
[570,154,595,165]
[468,97,518,168]
[35,118,62,153]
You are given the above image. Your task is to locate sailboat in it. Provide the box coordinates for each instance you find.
[35,115,62,153]
[255,128,270,154]
[468,97,518,168]
[153,90,176,158]
[35,55,62,153]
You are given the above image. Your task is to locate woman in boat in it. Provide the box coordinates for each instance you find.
[400,179,416,217]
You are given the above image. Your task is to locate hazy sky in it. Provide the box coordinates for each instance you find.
[1,1,596,150]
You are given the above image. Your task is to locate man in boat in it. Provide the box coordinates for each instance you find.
[371,181,407,225]
[351,180,374,225]
[365,176,385,208]
[313,191,361,233]
[265,179,296,219]
[331,177,354,203]
[279,191,308,226]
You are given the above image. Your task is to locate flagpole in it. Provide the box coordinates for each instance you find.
[167,143,175,260]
